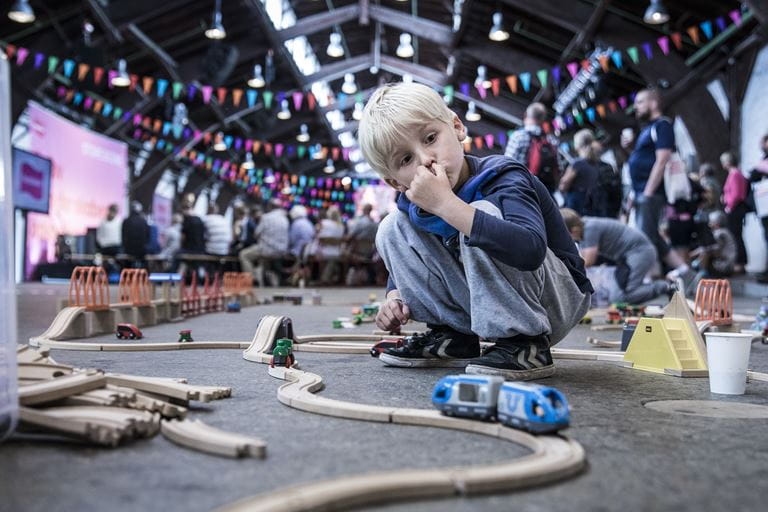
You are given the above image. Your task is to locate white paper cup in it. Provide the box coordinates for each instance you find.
[705,332,754,395]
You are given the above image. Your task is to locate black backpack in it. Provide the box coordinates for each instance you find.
[590,161,623,218]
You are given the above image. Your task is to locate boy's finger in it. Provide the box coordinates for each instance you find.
[433,163,447,177]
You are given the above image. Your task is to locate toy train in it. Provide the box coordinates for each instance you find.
[431,375,570,434]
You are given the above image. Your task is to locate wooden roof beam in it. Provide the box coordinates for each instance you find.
[369,5,453,46]
[304,54,374,86]
[85,0,125,44]
[125,23,182,82]
[277,4,361,41]
[500,0,583,34]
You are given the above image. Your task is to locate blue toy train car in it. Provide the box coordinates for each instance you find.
[431,375,570,434]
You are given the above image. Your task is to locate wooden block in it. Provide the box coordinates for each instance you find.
[551,348,625,362]
[161,419,266,458]
[19,372,106,405]
[747,370,768,383]
[590,324,623,331]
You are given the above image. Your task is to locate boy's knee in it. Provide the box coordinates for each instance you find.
[375,211,408,249]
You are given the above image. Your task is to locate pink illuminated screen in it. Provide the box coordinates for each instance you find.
[24,103,128,279]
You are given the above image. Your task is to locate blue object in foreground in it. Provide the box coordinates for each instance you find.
[432,375,570,434]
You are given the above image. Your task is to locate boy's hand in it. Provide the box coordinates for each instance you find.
[405,163,453,215]
[376,298,411,333]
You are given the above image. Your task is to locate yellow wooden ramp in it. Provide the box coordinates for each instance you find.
[623,317,708,374]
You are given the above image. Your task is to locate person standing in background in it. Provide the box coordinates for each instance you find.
[505,102,563,197]
[721,151,748,274]
[96,203,122,256]
[121,201,150,265]
[202,204,232,257]
[622,88,693,286]
[559,129,599,216]
[749,135,768,282]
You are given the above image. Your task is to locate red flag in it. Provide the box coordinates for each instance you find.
[332,147,340,160]
[129,74,139,91]
[474,137,482,149]
[217,87,227,104]
[93,67,104,85]
[490,77,500,96]
[264,143,273,156]
[670,32,683,50]
[4,45,16,59]
[307,93,316,110]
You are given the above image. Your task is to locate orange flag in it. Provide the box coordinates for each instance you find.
[687,26,700,45]
[153,119,162,132]
[94,100,103,113]
[596,104,606,118]
[598,55,610,72]
[474,137,483,149]
[142,77,154,95]
[232,89,243,107]
[505,75,518,94]
[252,140,262,154]
[77,63,90,81]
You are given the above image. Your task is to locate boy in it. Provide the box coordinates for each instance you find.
[560,208,675,304]
[357,83,592,380]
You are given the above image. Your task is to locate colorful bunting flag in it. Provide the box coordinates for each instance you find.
[670,32,683,50]
[700,20,713,40]
[16,47,29,66]
[232,88,243,107]
[687,26,700,45]
[156,79,169,97]
[62,59,75,78]
[505,75,518,94]
[519,72,531,92]
[627,47,639,65]
[657,36,670,55]
[536,69,548,88]
[611,51,622,69]
[566,61,579,79]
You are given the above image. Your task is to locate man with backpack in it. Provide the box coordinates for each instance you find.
[505,102,563,197]
[622,88,693,288]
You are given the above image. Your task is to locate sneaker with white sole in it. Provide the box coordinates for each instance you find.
[379,326,480,368]
[465,335,555,381]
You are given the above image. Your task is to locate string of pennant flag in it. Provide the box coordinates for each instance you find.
[0,9,746,114]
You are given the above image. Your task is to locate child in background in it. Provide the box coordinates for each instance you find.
[720,151,749,274]
[690,211,737,278]
[357,82,592,381]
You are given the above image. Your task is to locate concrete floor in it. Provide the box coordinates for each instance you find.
[3,282,768,512]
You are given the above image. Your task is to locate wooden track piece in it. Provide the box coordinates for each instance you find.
[161,419,266,458]
[19,372,106,405]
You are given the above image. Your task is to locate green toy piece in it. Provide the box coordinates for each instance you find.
[178,330,193,343]
[270,338,295,368]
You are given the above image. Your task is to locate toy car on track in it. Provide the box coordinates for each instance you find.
[369,338,403,357]
[116,323,143,340]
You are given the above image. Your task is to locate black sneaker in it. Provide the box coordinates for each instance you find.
[465,335,555,381]
[378,326,480,368]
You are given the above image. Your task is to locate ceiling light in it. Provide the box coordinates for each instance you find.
[312,144,325,160]
[489,12,509,41]
[205,0,226,39]
[327,33,344,58]
[297,123,310,142]
[465,102,481,122]
[475,65,492,89]
[111,59,131,87]
[396,33,414,59]
[213,131,227,151]
[8,0,35,23]
[247,64,265,88]
[341,73,357,94]
[242,153,254,170]
[352,102,364,121]
[643,0,669,24]
[323,159,335,174]
[277,99,291,120]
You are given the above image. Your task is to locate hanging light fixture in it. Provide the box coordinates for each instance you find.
[327,32,344,58]
[341,73,357,94]
[213,131,227,151]
[352,102,364,121]
[341,176,352,186]
[247,64,265,88]
[323,159,335,174]
[465,102,481,122]
[475,65,492,89]
[277,99,291,120]
[242,153,254,170]
[488,12,509,41]
[205,0,227,39]
[8,0,35,23]
[643,0,669,24]
[297,124,310,142]
[111,59,131,87]
[396,33,414,58]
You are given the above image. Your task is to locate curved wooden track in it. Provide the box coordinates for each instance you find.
[28,314,768,510]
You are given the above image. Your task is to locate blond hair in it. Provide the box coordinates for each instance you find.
[358,82,454,176]
[574,129,599,162]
